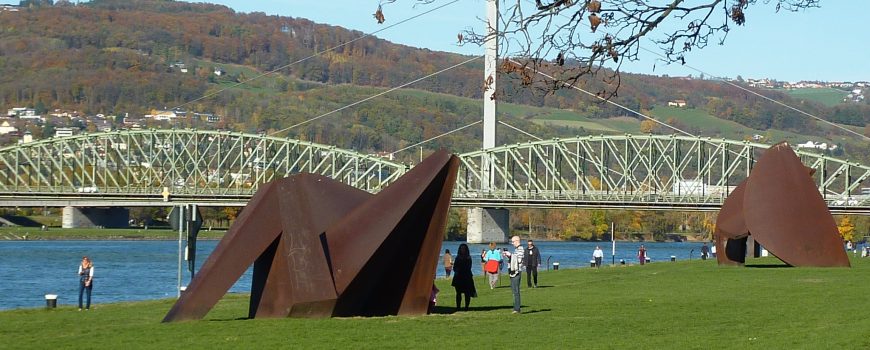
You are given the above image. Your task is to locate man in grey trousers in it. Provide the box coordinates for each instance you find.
[509,235,525,314]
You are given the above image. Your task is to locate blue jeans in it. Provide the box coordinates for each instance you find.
[510,274,521,312]
[78,282,92,309]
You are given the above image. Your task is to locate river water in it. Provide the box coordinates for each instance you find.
[0,239,707,310]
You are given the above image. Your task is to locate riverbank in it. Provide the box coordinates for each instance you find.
[1,257,866,348]
[0,227,227,240]
[2,226,708,243]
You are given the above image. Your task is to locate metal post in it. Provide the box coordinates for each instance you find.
[190,204,197,279]
[611,222,616,265]
[176,205,184,298]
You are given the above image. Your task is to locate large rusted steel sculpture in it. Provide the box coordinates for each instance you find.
[715,142,849,267]
[163,150,459,322]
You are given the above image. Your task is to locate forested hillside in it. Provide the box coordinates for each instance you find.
[1,0,868,163]
[1,0,868,239]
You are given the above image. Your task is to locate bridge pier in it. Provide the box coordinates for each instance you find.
[466,208,508,244]
[62,206,129,228]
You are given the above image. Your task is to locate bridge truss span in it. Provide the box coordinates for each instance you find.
[454,135,870,214]
[0,129,407,204]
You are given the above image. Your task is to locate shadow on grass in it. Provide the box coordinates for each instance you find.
[745,264,791,268]
[207,316,251,322]
[431,305,514,314]
[520,308,552,314]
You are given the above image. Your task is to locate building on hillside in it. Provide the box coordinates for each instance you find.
[1,4,19,12]
[7,107,33,117]
[54,127,75,138]
[214,67,225,76]
[844,89,864,103]
[0,120,17,135]
[796,141,837,151]
[170,62,188,73]
[667,100,687,108]
[93,120,112,132]
[20,131,32,144]
[9,108,43,122]
[194,112,220,123]
[145,110,178,121]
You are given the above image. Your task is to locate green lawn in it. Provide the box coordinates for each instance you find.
[783,88,848,107]
[2,257,868,348]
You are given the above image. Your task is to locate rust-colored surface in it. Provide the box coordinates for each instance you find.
[743,143,849,267]
[715,179,749,266]
[163,150,458,322]
[715,142,849,267]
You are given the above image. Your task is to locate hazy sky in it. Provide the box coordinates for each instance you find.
[201,1,863,83]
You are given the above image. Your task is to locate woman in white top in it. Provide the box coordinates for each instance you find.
[77,256,94,310]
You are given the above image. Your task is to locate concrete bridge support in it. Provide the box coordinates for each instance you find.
[62,206,129,228]
[466,208,508,244]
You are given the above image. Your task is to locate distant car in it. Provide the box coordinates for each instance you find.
[76,186,99,193]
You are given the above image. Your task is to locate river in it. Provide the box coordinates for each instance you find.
[0,239,709,310]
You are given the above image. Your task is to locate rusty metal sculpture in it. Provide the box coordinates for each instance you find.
[163,150,459,322]
[715,142,849,267]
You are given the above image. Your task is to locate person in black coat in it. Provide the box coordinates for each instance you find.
[525,240,541,288]
[451,243,477,311]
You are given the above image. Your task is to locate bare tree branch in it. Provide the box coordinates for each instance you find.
[381,0,820,98]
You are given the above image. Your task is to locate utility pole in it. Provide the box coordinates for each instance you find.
[482,0,498,190]
[467,0,509,244]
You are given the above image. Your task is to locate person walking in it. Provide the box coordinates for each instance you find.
[450,244,477,311]
[525,240,541,287]
[508,236,525,314]
[480,249,487,275]
[700,243,710,260]
[483,242,502,289]
[77,256,94,311]
[637,244,647,265]
[592,245,604,268]
[442,249,454,278]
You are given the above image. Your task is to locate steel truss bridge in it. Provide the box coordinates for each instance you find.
[0,130,867,214]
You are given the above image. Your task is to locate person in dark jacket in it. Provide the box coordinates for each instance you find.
[525,240,541,288]
[451,243,477,311]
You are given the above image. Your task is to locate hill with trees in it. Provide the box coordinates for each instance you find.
[1,1,868,154]
[1,0,868,239]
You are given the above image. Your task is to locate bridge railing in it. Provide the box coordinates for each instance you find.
[0,129,409,196]
[454,135,870,210]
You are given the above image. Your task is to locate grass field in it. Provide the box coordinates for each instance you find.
[2,257,868,349]
[649,106,751,136]
[783,88,848,107]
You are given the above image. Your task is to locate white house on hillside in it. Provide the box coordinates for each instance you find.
[54,127,75,137]
[797,141,837,151]
[667,100,687,107]
[144,111,178,121]
[0,120,17,135]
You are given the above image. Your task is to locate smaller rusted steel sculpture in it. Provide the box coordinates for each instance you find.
[715,142,849,267]
[163,150,458,322]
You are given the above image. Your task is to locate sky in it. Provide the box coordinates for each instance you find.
[199,1,864,83]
